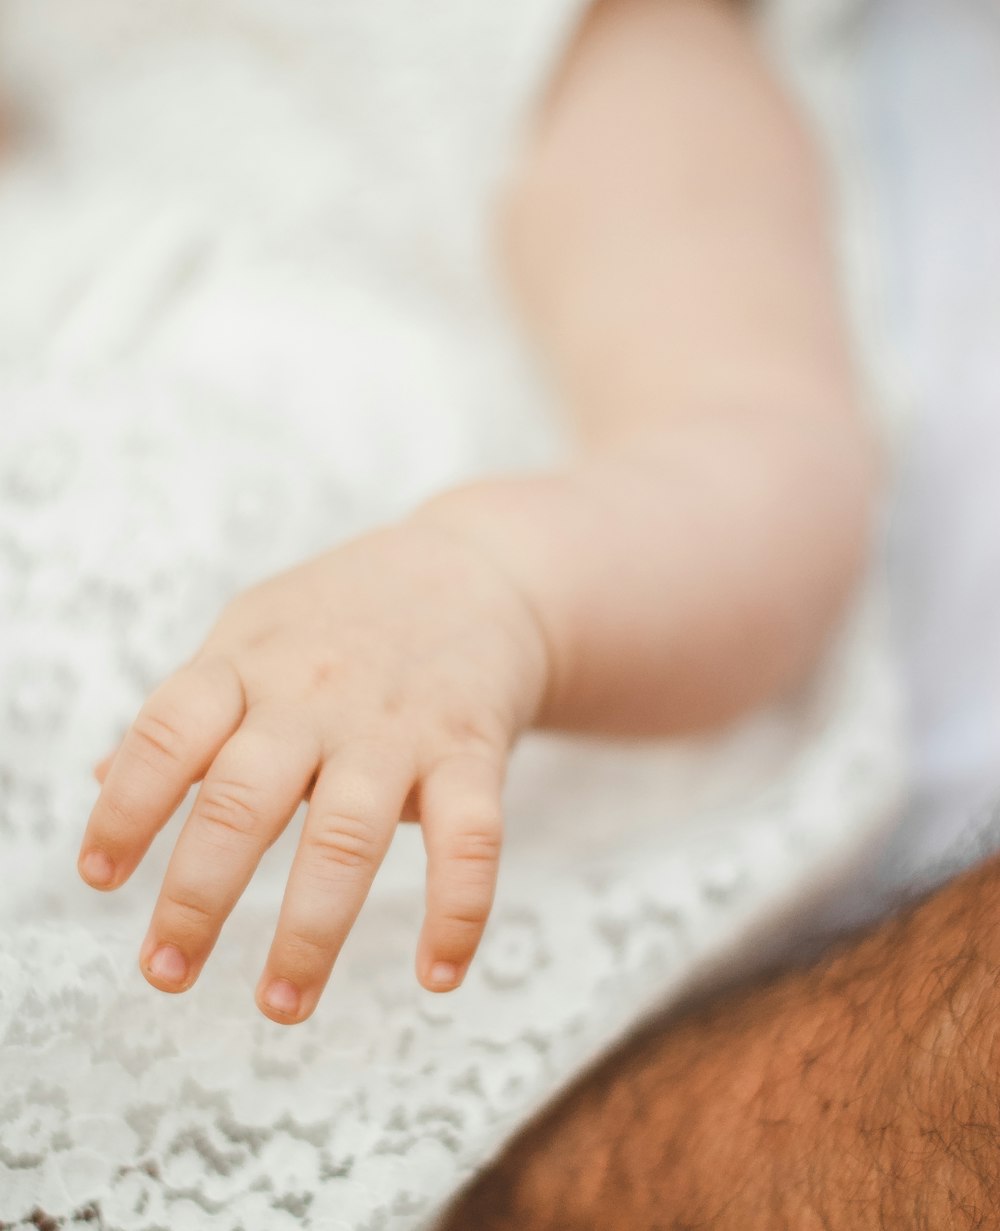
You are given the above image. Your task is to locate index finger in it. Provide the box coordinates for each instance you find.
[78,656,245,890]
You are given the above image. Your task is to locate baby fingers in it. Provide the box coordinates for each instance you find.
[416,750,505,993]
[140,704,321,992]
[256,738,416,1023]
[78,656,246,889]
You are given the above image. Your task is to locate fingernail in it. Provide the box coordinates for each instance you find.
[429,961,459,990]
[262,979,300,1016]
[147,944,188,987]
[80,849,115,888]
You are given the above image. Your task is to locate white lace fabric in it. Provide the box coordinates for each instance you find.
[0,2,906,1227]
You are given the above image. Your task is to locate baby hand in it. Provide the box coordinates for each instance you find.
[78,519,550,1022]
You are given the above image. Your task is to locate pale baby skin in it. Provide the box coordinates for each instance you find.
[79,0,877,1024]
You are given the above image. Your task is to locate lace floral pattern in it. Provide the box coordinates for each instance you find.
[0,1,902,1226]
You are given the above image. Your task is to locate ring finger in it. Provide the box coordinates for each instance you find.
[256,736,416,1023]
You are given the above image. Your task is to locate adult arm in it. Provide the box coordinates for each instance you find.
[437,850,1000,1229]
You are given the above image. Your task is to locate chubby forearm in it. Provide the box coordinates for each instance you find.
[412,0,877,738]
[413,415,872,737]
[437,852,1000,1230]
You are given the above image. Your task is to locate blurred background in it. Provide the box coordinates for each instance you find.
[872,0,1000,894]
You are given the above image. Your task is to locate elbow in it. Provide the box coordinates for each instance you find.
[668,400,883,737]
[742,403,884,716]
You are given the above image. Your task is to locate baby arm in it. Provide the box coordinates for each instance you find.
[422,0,878,737]
[79,0,876,1023]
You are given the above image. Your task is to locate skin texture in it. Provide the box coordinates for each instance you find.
[437,852,1000,1230]
[80,0,876,1022]
[85,525,547,1020]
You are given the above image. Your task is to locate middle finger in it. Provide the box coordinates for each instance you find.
[140,704,321,993]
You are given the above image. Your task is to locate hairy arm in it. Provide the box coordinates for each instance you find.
[437,852,1000,1230]
[416,0,877,737]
